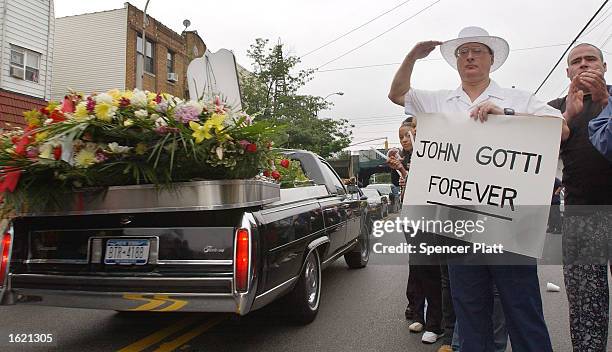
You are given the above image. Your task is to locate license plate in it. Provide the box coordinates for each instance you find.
[104,239,150,265]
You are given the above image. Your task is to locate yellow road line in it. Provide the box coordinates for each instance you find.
[154,295,189,312]
[152,315,226,352]
[123,294,168,311]
[117,315,200,352]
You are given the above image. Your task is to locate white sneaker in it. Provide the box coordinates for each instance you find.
[421,331,444,344]
[408,322,424,333]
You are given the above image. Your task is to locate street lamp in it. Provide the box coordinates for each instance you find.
[315,92,344,117]
[323,91,344,101]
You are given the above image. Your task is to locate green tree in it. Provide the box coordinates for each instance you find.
[240,38,352,158]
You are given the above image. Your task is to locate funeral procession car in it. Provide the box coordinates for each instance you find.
[0,150,372,324]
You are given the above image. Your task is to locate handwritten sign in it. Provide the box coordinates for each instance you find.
[402,113,562,257]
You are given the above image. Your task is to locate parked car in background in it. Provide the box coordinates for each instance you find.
[365,183,399,213]
[361,188,389,219]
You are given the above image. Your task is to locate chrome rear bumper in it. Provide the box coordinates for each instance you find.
[3,273,256,314]
[6,288,241,313]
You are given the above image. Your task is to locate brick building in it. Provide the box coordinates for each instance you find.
[52,2,206,101]
[0,0,55,128]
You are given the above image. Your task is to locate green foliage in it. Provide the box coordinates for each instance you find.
[240,38,353,158]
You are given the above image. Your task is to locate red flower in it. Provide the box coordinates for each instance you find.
[50,109,66,123]
[119,97,131,108]
[53,146,62,161]
[280,159,290,168]
[0,167,22,193]
[39,106,50,116]
[14,134,32,156]
[271,170,281,180]
[246,143,257,153]
[155,94,162,103]
[263,170,270,177]
[61,96,75,113]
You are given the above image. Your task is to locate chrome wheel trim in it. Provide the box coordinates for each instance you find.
[360,219,371,260]
[304,252,320,310]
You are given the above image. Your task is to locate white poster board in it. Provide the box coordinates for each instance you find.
[402,113,562,258]
[187,49,242,111]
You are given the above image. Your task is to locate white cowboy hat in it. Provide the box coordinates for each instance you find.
[440,26,509,72]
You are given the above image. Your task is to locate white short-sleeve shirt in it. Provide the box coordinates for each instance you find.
[404,80,563,118]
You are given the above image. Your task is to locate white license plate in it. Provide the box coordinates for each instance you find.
[104,239,150,265]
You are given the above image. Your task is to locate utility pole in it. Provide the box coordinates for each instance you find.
[136,0,151,90]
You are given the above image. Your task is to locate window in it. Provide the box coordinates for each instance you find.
[137,35,155,74]
[322,162,346,195]
[166,50,175,74]
[10,45,40,83]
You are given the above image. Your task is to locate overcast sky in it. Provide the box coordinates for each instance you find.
[54,0,611,150]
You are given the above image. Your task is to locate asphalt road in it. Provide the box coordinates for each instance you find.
[0,215,610,352]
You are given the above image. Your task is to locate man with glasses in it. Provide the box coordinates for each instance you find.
[388,26,571,352]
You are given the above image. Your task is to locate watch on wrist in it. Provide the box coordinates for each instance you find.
[503,108,515,115]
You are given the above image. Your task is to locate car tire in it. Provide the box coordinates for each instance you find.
[345,216,371,269]
[285,249,321,325]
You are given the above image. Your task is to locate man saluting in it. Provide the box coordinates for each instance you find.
[389,26,573,352]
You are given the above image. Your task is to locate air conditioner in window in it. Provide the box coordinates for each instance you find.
[167,72,178,82]
[10,66,24,79]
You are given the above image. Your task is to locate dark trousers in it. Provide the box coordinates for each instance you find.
[405,231,443,334]
[448,264,552,352]
[406,263,425,314]
[440,263,455,345]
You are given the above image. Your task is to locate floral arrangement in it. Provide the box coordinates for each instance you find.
[0,89,284,213]
[264,157,311,189]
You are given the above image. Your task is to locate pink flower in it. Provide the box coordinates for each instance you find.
[61,96,75,113]
[86,97,96,113]
[174,102,203,123]
[238,140,250,148]
[95,151,109,163]
[26,147,39,159]
[155,126,180,134]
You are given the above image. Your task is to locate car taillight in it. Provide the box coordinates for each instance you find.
[234,228,250,292]
[0,233,11,287]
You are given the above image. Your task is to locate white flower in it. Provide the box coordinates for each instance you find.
[123,119,134,127]
[107,142,132,154]
[131,89,148,108]
[150,113,160,120]
[134,109,148,118]
[154,116,168,128]
[44,118,53,126]
[38,143,53,159]
[95,93,114,105]
[216,146,224,160]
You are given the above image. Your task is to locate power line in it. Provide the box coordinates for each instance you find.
[318,43,569,73]
[348,114,406,120]
[300,0,414,58]
[534,0,609,95]
[580,3,612,37]
[353,130,399,134]
[554,10,611,99]
[315,0,442,70]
